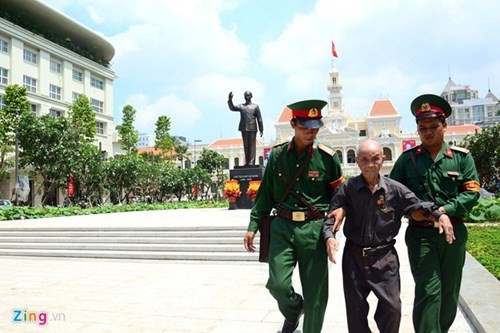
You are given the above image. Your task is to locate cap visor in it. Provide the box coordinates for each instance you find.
[296,118,324,129]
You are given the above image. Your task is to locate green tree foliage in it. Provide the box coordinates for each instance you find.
[116,105,139,153]
[461,124,500,191]
[104,154,143,204]
[173,140,189,168]
[0,84,30,189]
[154,115,175,161]
[196,149,229,199]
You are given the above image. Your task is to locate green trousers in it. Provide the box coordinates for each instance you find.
[266,217,328,333]
[405,223,467,333]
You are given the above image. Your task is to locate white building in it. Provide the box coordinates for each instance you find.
[137,133,156,148]
[0,0,116,204]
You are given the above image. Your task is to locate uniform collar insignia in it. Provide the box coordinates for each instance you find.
[446,148,453,158]
[416,147,424,155]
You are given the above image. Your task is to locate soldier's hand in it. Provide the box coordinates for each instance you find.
[228,91,233,100]
[326,237,339,264]
[438,214,455,244]
[327,207,346,231]
[243,231,256,252]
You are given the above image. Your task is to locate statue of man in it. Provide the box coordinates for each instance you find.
[227,91,264,165]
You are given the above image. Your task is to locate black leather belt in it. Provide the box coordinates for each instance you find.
[409,217,463,229]
[346,239,396,257]
[276,208,325,222]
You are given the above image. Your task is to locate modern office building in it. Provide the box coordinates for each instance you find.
[0,0,116,204]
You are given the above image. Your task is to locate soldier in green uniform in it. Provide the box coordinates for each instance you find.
[390,94,480,333]
[243,99,344,333]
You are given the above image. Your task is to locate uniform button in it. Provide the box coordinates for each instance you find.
[296,178,300,181]
[294,204,298,207]
[434,179,437,182]
[312,178,315,181]
[436,193,440,197]
[296,164,300,168]
[278,173,282,176]
[296,190,299,193]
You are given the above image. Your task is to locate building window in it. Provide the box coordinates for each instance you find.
[30,103,37,114]
[359,129,366,137]
[90,77,104,89]
[91,98,104,113]
[347,149,356,164]
[383,147,393,161]
[49,84,62,100]
[23,49,38,64]
[50,109,63,117]
[0,67,8,85]
[0,95,4,109]
[0,38,8,53]
[72,92,81,103]
[96,122,104,135]
[336,150,343,164]
[234,157,239,167]
[50,60,62,74]
[72,69,83,82]
[23,75,37,93]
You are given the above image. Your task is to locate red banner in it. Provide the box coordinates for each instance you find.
[402,140,417,151]
[68,175,74,197]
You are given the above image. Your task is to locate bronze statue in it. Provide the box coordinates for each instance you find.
[227,91,263,165]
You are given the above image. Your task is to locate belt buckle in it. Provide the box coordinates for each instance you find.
[292,211,305,222]
[433,221,439,228]
[362,247,371,257]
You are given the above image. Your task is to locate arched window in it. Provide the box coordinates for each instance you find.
[335,150,343,164]
[258,156,264,166]
[347,149,356,164]
[383,147,393,161]
[234,157,239,167]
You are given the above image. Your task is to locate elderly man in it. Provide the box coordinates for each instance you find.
[323,139,454,333]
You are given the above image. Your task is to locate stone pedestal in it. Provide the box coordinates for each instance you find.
[229,165,265,209]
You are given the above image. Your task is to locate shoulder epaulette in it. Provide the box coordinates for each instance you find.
[318,143,335,156]
[272,141,288,149]
[450,146,469,154]
[402,145,419,154]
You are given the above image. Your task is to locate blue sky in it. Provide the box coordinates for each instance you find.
[44,0,500,145]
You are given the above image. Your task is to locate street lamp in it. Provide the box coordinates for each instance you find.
[193,139,202,166]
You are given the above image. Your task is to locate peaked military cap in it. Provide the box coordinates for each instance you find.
[287,99,327,129]
[411,94,452,121]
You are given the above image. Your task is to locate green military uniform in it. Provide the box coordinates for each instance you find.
[390,94,480,333]
[248,100,343,333]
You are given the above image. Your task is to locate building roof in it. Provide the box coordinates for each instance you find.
[137,147,162,155]
[442,76,457,92]
[277,106,293,123]
[208,138,262,148]
[368,99,399,117]
[0,0,115,62]
[446,125,481,134]
[485,89,498,102]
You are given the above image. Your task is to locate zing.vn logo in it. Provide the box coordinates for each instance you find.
[12,309,66,326]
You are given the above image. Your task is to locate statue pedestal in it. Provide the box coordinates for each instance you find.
[229,165,265,209]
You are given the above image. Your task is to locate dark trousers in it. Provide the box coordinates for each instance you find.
[266,218,328,333]
[405,223,467,333]
[241,131,256,165]
[342,245,401,333]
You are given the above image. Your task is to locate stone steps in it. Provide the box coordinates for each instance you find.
[0,226,260,261]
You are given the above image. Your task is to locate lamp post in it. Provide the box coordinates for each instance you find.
[14,126,19,206]
[193,139,202,166]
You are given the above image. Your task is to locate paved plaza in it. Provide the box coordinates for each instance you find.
[0,209,480,332]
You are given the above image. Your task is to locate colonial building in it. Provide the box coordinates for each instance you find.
[202,67,481,177]
[442,77,499,127]
[0,0,116,204]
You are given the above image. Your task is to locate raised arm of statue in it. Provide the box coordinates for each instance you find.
[227,91,238,111]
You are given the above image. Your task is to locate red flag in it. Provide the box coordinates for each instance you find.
[331,41,338,58]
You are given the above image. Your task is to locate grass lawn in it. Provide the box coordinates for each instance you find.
[466,224,500,280]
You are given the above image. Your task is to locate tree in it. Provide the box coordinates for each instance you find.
[173,140,189,168]
[116,105,139,153]
[0,84,30,196]
[196,149,229,199]
[154,115,175,161]
[461,124,500,192]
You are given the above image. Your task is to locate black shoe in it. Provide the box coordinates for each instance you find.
[281,310,304,333]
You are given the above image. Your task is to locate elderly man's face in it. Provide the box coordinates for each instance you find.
[356,146,385,179]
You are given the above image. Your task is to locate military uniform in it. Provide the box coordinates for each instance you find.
[390,94,480,333]
[248,100,343,333]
